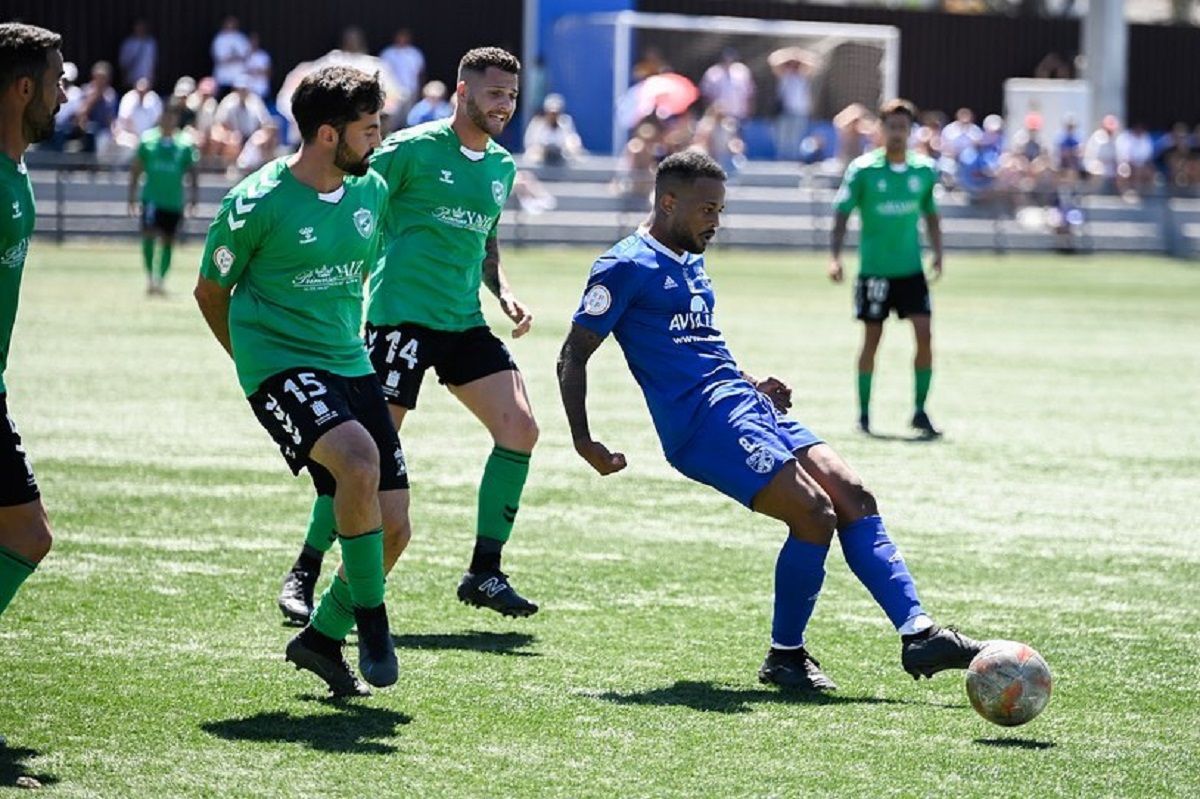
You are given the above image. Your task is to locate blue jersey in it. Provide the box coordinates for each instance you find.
[572,233,752,454]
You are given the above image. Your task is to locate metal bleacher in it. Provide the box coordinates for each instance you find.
[26,154,1200,257]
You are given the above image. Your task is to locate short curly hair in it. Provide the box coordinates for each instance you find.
[655,149,727,193]
[291,65,384,142]
[0,22,62,93]
[458,47,520,80]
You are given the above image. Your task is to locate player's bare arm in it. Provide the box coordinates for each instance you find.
[482,237,533,338]
[193,276,234,356]
[829,211,850,282]
[925,212,943,280]
[557,323,626,475]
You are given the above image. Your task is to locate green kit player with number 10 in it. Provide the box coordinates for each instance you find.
[830,99,944,438]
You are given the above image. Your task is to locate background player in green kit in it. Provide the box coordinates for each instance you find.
[0,23,65,629]
[195,66,407,697]
[277,47,540,623]
[830,99,944,437]
[128,98,198,296]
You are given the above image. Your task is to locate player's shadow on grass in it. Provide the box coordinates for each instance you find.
[974,737,1056,750]
[393,630,540,657]
[201,704,411,754]
[861,430,942,444]
[0,745,58,789]
[593,680,910,714]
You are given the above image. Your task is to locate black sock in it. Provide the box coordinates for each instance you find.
[292,544,325,574]
[470,537,503,574]
[298,624,340,655]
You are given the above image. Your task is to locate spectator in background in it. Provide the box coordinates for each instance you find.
[769,47,815,161]
[186,76,220,161]
[114,77,163,155]
[211,16,250,96]
[50,61,83,150]
[244,33,272,100]
[700,48,755,121]
[940,107,981,158]
[1155,123,1193,191]
[1118,123,1155,196]
[833,103,878,167]
[76,61,118,154]
[405,80,452,127]
[211,76,270,168]
[171,76,196,128]
[235,118,282,174]
[1056,116,1082,174]
[379,28,425,119]
[692,106,745,175]
[523,93,584,166]
[1084,114,1122,193]
[117,19,156,91]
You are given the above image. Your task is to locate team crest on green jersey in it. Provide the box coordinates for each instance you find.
[353,207,375,239]
[491,180,506,205]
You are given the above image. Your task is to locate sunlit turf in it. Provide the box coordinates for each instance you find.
[0,243,1197,797]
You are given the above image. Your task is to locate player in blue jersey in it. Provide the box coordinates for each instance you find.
[556,151,983,690]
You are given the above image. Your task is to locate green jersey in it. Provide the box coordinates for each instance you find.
[0,154,35,395]
[366,119,516,331]
[136,128,198,212]
[833,148,938,278]
[199,158,387,396]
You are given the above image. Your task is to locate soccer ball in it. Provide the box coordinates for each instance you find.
[965,640,1052,727]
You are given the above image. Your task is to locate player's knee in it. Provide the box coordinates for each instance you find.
[334,445,380,491]
[27,523,53,563]
[500,412,539,452]
[789,495,837,544]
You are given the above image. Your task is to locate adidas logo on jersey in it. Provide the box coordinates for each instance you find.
[663,276,678,290]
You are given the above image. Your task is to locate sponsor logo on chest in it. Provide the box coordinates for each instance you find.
[292,259,366,290]
[432,205,495,234]
[0,237,28,269]
[669,295,714,331]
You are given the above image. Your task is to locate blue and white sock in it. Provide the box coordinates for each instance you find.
[839,514,927,632]
[770,537,829,649]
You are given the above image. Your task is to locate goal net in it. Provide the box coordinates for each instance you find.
[547,11,900,155]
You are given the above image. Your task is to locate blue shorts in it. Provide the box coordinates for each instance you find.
[666,391,822,508]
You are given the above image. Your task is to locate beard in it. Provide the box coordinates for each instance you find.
[24,89,57,144]
[465,94,505,136]
[334,138,371,176]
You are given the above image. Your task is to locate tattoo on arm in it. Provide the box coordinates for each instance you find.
[481,237,505,297]
[557,323,606,443]
[832,212,850,258]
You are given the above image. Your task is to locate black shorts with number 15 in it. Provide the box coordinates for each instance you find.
[364,323,517,410]
[248,368,408,496]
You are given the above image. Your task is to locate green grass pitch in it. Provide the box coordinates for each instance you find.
[1,243,1197,797]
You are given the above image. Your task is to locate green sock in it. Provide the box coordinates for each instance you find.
[857,372,873,417]
[338,529,386,609]
[141,238,155,276]
[309,574,355,641]
[305,494,337,553]
[0,545,36,618]
[157,241,173,281]
[915,368,933,413]
[477,446,531,544]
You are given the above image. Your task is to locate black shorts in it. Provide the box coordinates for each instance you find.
[854,272,931,322]
[141,204,182,237]
[0,394,39,507]
[364,323,517,409]
[248,368,408,496]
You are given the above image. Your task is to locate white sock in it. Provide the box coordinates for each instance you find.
[898,614,935,637]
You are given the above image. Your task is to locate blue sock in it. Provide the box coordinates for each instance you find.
[771,537,829,648]
[839,514,925,630]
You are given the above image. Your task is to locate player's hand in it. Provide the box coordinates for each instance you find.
[928,255,944,282]
[500,294,533,339]
[574,439,627,476]
[828,258,844,283]
[756,376,793,412]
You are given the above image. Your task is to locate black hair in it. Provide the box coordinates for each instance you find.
[0,22,61,93]
[655,149,727,193]
[879,98,918,123]
[458,47,520,80]
[291,65,383,142]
